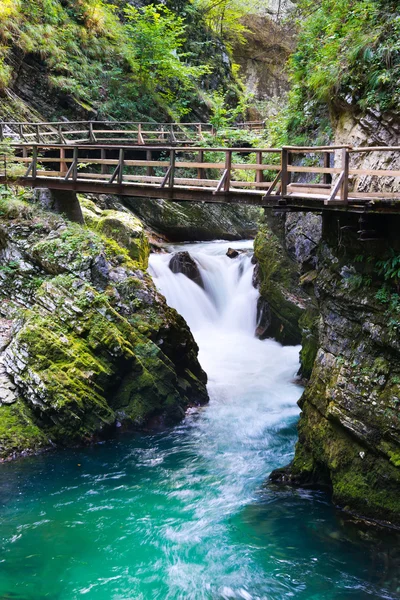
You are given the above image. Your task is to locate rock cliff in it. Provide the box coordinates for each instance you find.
[272,211,400,526]
[253,210,321,348]
[0,193,208,459]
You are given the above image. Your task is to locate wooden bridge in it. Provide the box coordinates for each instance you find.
[0,120,265,146]
[1,137,400,213]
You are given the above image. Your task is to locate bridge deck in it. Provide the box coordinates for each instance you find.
[0,141,399,213]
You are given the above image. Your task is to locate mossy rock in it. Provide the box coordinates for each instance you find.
[96,210,150,268]
[253,223,305,345]
[0,196,208,458]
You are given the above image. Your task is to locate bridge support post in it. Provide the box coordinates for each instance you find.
[101,148,107,175]
[256,151,264,189]
[224,150,232,192]
[59,148,67,175]
[197,150,205,180]
[281,148,288,197]
[146,150,154,177]
[323,152,332,185]
[340,147,349,204]
[36,188,84,224]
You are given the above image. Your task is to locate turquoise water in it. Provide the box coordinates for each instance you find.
[0,241,399,599]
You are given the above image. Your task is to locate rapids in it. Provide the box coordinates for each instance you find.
[0,240,398,600]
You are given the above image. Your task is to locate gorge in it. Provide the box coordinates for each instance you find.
[0,239,399,599]
[0,0,400,597]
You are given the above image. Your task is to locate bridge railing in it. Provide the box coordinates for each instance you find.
[1,143,284,192]
[2,142,400,203]
[278,146,400,205]
[0,121,220,145]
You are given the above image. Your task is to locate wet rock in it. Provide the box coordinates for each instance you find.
[121,197,260,242]
[255,297,271,338]
[279,211,400,526]
[226,248,239,259]
[169,252,204,288]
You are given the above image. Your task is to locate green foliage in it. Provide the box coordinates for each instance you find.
[122,4,209,117]
[0,139,25,182]
[206,89,254,130]
[376,250,400,292]
[190,0,257,48]
[264,0,399,146]
[0,0,236,120]
[290,0,400,114]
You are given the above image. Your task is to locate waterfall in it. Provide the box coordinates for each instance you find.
[149,240,300,430]
[149,240,258,336]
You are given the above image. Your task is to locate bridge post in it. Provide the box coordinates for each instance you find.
[169,149,176,187]
[89,121,96,143]
[197,150,205,180]
[256,151,264,188]
[36,189,84,224]
[323,151,332,184]
[281,148,288,196]
[137,124,145,145]
[340,147,349,204]
[101,148,107,175]
[31,146,38,179]
[59,147,67,175]
[72,147,78,181]
[117,148,124,185]
[146,150,154,177]
[169,124,177,144]
[224,150,232,192]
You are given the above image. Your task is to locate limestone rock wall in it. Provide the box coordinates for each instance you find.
[253,211,321,348]
[232,13,296,109]
[273,211,400,526]
[334,110,400,193]
[0,195,208,459]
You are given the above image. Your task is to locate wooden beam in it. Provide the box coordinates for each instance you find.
[262,170,282,197]
[325,171,345,205]
[340,147,349,204]
[281,149,288,196]
[255,151,264,188]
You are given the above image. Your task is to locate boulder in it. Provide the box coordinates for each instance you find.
[169,252,204,288]
[226,248,239,259]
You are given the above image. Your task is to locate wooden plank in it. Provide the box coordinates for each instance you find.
[350,146,400,153]
[28,171,280,189]
[255,151,264,188]
[214,170,228,193]
[287,165,342,174]
[263,170,282,197]
[224,151,232,192]
[14,158,400,177]
[285,145,351,152]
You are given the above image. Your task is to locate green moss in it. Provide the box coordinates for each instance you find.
[95,210,150,268]
[292,400,400,524]
[0,193,208,458]
[254,223,303,345]
[299,308,319,378]
[0,401,48,459]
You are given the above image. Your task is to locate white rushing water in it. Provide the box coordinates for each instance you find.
[149,239,302,500]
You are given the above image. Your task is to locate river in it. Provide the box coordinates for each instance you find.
[0,240,398,599]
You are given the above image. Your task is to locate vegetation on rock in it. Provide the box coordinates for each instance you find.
[0,191,208,459]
